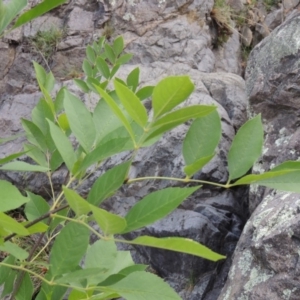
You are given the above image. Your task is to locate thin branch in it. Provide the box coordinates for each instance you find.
[4,204,69,242]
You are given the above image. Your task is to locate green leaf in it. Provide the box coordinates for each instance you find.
[118,264,148,276]
[50,222,89,277]
[104,44,116,64]
[89,292,120,300]
[0,151,28,165]
[74,79,90,93]
[0,133,24,145]
[90,205,127,235]
[114,79,148,128]
[96,57,110,79]
[85,76,101,93]
[31,99,55,141]
[25,192,50,223]
[45,71,55,93]
[183,110,221,166]
[113,36,124,56]
[145,105,216,142]
[48,207,69,233]
[0,0,26,36]
[0,264,16,298]
[54,88,67,114]
[85,240,134,285]
[127,67,139,92]
[36,273,68,300]
[116,53,133,65]
[270,161,300,172]
[152,76,194,119]
[183,154,215,177]
[130,236,226,261]
[64,90,96,152]
[33,62,55,93]
[88,161,131,206]
[94,84,136,145]
[68,289,90,300]
[0,241,28,260]
[24,144,48,167]
[22,118,48,152]
[0,255,15,285]
[136,86,154,101]
[26,222,48,234]
[13,0,67,30]
[0,212,29,236]
[98,274,125,287]
[103,271,181,300]
[231,169,300,192]
[85,239,118,268]
[110,64,120,78]
[0,161,49,172]
[93,97,123,144]
[47,120,77,172]
[15,273,34,300]
[33,63,55,114]
[0,180,28,212]
[33,61,47,88]
[50,149,64,171]
[57,113,71,133]
[56,268,107,285]
[122,186,200,233]
[82,59,93,77]
[63,187,91,216]
[86,45,96,64]
[78,137,130,172]
[228,114,264,181]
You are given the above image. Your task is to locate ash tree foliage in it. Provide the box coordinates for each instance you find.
[1,11,300,300]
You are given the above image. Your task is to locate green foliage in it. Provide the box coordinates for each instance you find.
[0,0,67,38]
[30,27,65,63]
[1,34,300,300]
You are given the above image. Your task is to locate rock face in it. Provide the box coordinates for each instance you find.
[218,11,300,300]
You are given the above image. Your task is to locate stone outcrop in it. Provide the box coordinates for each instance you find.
[218,11,300,300]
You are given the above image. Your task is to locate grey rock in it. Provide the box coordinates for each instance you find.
[214,31,242,75]
[0,42,15,80]
[218,191,300,300]
[256,8,284,38]
[23,15,62,37]
[246,11,300,118]
[241,25,253,47]
[283,0,300,11]
[219,11,300,300]
[0,92,41,156]
[67,7,94,33]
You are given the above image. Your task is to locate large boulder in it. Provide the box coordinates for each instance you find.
[218,11,300,300]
